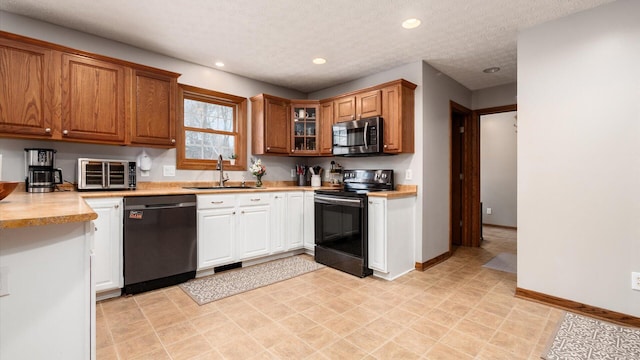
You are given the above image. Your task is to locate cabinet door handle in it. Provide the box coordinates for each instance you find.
[45,128,51,134]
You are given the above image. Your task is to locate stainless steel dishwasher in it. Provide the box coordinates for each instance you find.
[123,194,197,294]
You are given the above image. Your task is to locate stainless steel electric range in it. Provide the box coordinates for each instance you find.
[314,169,394,277]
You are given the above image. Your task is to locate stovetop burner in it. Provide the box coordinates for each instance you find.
[315,169,394,196]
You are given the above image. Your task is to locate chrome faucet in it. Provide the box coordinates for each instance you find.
[216,154,229,187]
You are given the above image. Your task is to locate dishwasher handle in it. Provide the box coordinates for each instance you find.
[125,202,196,210]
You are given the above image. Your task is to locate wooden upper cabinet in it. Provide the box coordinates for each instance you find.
[61,53,126,143]
[0,37,58,138]
[251,94,290,155]
[318,101,334,155]
[129,69,178,147]
[334,89,382,123]
[381,80,416,154]
[291,101,319,155]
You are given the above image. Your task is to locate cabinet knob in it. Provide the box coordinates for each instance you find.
[384,144,388,148]
[232,211,236,215]
[114,204,119,209]
[357,114,361,119]
[45,128,51,134]
[369,201,373,204]
[94,226,98,231]
[266,147,271,151]
[62,130,69,135]
[171,139,176,144]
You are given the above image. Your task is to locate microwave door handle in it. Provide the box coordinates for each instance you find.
[363,121,368,149]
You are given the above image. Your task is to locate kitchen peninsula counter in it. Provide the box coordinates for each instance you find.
[0,183,417,229]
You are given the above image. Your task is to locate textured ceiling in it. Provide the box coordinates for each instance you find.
[0,0,615,93]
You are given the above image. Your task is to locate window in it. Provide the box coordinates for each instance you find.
[177,84,247,170]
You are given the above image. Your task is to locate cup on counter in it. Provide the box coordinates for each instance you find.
[311,175,321,187]
[297,174,307,186]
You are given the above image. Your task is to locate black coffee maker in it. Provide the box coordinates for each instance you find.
[25,148,62,192]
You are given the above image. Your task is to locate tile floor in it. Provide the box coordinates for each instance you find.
[96,226,565,359]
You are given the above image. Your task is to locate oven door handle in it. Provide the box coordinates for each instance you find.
[314,194,364,207]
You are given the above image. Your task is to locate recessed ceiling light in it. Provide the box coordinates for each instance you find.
[312,58,327,65]
[402,18,421,29]
[483,67,500,73]
[215,61,225,67]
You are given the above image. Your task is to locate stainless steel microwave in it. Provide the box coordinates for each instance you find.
[332,116,384,156]
[77,158,136,191]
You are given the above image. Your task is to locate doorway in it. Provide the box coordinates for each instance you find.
[450,102,516,248]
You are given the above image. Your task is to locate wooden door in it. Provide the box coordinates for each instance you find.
[356,90,382,119]
[0,38,57,138]
[334,96,355,122]
[130,69,177,146]
[61,53,126,143]
[319,101,334,154]
[264,97,289,153]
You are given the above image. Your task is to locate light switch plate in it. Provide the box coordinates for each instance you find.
[632,272,640,291]
[163,165,176,177]
[405,169,412,180]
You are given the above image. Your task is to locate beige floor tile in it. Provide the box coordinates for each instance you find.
[319,339,369,359]
[423,343,474,360]
[114,333,164,360]
[269,336,316,359]
[249,322,293,349]
[391,328,437,355]
[489,330,536,357]
[96,345,118,360]
[344,327,387,353]
[165,334,213,360]
[131,348,172,360]
[216,336,266,360]
[370,341,422,360]
[409,318,451,341]
[200,321,247,347]
[189,310,231,333]
[156,320,198,345]
[297,325,342,350]
[322,315,362,337]
[438,329,486,357]
[453,318,496,339]
[109,319,155,344]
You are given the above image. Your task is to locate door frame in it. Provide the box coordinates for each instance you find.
[450,102,517,248]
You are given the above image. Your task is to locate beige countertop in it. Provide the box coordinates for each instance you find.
[0,182,417,229]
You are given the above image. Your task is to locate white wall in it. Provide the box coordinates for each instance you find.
[518,0,640,316]
[472,83,517,110]
[0,11,305,184]
[481,111,517,227]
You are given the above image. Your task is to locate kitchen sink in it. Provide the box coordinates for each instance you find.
[183,186,258,190]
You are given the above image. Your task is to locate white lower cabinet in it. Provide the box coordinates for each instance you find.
[303,191,315,252]
[367,196,415,280]
[237,193,271,259]
[270,193,286,253]
[197,193,271,271]
[287,192,304,250]
[85,197,123,293]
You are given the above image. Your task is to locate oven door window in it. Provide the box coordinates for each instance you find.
[315,201,364,257]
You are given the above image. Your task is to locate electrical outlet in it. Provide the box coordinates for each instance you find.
[632,272,640,291]
[0,266,9,297]
[487,207,492,215]
[291,169,296,178]
[163,165,175,177]
[405,169,412,180]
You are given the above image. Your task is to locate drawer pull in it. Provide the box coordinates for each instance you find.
[211,201,224,204]
[250,198,261,202]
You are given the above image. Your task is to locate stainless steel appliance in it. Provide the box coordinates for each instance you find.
[123,195,197,294]
[77,158,136,191]
[24,148,62,192]
[314,169,394,277]
[332,117,384,156]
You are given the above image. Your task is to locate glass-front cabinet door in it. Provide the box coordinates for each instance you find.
[291,103,319,154]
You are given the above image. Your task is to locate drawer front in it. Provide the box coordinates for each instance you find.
[197,194,236,210]
[237,193,271,207]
